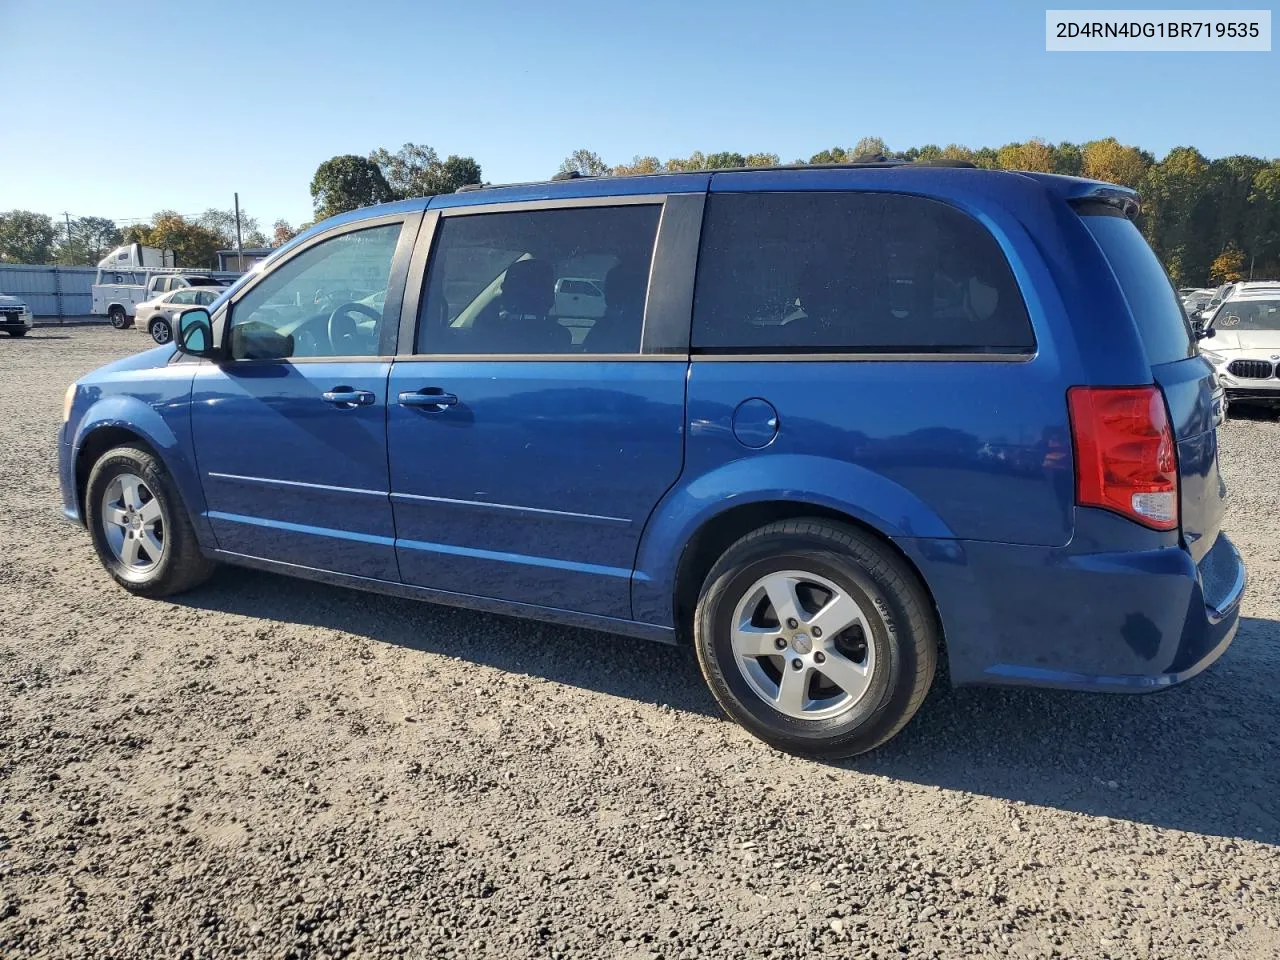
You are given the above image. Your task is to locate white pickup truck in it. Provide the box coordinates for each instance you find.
[92,244,240,329]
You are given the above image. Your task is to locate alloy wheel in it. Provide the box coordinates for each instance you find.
[729,569,876,720]
[100,473,165,572]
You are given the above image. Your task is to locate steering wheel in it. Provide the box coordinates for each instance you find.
[327,302,381,354]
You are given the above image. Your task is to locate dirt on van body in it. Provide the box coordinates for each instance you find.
[2,326,1278,959]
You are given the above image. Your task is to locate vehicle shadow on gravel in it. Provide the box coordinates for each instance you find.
[176,567,723,719]
[857,615,1280,845]
[178,569,1279,845]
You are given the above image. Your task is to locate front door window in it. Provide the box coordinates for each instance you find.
[228,224,402,359]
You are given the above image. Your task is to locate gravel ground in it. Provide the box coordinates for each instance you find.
[2,326,1278,960]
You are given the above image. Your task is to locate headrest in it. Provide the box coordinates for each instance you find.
[501,259,554,316]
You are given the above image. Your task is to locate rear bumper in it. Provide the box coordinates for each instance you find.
[901,516,1245,693]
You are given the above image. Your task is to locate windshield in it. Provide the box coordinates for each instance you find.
[1213,298,1280,332]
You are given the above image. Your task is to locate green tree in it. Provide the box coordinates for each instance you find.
[146,212,224,268]
[809,146,849,165]
[272,219,298,246]
[369,143,482,199]
[55,216,122,265]
[1052,142,1083,176]
[703,151,747,169]
[311,155,395,220]
[1081,138,1149,188]
[121,223,150,245]
[852,136,888,158]
[1248,162,1280,278]
[558,149,610,177]
[613,155,662,176]
[196,208,263,251]
[1142,147,1214,281]
[996,138,1055,173]
[0,210,57,263]
[971,147,1000,169]
[1209,244,1246,283]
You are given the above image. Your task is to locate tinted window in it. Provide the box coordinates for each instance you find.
[169,289,197,304]
[417,205,662,354]
[229,224,401,359]
[1081,212,1194,364]
[1214,298,1280,332]
[692,192,1034,353]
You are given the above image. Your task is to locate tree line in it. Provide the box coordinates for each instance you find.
[3,136,1277,284]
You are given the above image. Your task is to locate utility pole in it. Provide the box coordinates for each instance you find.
[62,212,73,252]
[233,192,243,267]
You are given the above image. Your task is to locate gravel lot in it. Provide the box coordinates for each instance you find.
[2,326,1279,959]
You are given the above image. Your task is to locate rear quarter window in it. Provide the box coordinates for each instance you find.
[691,191,1035,354]
[1080,210,1195,365]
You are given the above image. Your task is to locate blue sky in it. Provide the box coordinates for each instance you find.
[1,0,1275,229]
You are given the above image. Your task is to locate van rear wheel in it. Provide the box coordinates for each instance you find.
[693,519,938,758]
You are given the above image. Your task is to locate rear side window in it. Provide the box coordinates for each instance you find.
[691,192,1034,353]
[417,205,661,355]
[1080,211,1194,365]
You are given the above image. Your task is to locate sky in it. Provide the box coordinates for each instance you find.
[1,0,1276,230]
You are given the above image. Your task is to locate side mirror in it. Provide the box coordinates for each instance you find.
[175,308,218,358]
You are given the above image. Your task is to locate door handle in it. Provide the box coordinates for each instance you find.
[322,388,376,408]
[399,388,459,410]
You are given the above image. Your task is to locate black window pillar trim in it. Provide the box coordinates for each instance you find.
[642,193,703,356]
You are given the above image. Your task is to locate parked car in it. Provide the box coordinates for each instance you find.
[135,287,224,344]
[1199,287,1280,412]
[1192,280,1280,327]
[57,164,1245,758]
[94,268,236,329]
[0,292,34,337]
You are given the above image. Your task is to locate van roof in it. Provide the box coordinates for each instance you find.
[300,163,1141,242]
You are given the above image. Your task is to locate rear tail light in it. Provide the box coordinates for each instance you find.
[1067,386,1178,531]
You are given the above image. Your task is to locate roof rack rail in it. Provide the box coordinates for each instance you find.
[448,156,984,194]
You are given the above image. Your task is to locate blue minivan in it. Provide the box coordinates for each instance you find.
[58,162,1245,757]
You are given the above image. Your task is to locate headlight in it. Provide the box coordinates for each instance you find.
[63,384,76,423]
[1200,349,1225,365]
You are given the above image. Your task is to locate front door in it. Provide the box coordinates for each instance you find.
[387,201,686,619]
[191,218,414,580]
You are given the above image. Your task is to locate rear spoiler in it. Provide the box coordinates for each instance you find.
[1066,185,1141,221]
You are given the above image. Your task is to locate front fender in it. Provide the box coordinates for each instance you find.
[631,453,955,625]
[70,391,214,548]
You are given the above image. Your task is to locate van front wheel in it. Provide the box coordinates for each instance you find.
[693,519,938,758]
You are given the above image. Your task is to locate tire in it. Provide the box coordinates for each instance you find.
[83,445,216,597]
[693,519,938,759]
[108,306,131,330]
[6,328,26,337]
[149,317,173,345]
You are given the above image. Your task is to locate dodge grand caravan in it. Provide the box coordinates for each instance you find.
[58,162,1245,757]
